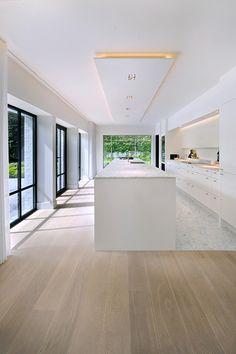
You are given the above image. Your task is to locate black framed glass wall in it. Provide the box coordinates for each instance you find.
[8,105,37,227]
[103,135,152,167]
[56,124,67,195]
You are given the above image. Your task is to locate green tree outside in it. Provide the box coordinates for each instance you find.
[103,135,152,167]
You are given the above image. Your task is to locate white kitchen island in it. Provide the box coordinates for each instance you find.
[95,159,176,251]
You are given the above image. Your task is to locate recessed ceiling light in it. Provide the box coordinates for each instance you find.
[126,95,133,100]
[95,52,177,59]
[128,74,136,81]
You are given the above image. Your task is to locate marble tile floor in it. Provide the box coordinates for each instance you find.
[176,189,236,250]
[10,180,236,251]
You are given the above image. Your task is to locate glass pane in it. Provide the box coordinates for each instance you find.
[21,113,34,188]
[57,128,61,157]
[61,154,65,173]
[9,193,19,223]
[136,135,152,164]
[21,187,34,215]
[103,135,152,166]
[61,131,65,172]
[61,130,64,158]
[8,109,19,193]
[57,157,61,175]
[61,174,65,189]
[57,176,60,192]
[161,136,165,162]
[103,135,112,167]
[56,126,66,194]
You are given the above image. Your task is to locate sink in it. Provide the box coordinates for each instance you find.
[129,161,145,164]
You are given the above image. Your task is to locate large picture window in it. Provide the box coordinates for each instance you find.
[8,106,37,227]
[103,135,152,167]
[56,124,67,195]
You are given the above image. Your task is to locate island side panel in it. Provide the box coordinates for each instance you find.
[95,177,176,251]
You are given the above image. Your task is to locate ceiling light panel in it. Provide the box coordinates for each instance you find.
[95,55,175,123]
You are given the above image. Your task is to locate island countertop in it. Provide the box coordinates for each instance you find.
[95,159,175,179]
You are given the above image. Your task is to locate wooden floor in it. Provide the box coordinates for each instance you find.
[0,181,236,353]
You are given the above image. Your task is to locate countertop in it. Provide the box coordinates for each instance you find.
[95,159,175,179]
[168,159,220,171]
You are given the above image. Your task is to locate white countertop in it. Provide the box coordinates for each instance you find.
[168,159,220,171]
[96,159,175,179]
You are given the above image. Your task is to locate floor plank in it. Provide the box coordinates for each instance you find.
[144,252,194,353]
[175,252,236,353]
[160,253,224,353]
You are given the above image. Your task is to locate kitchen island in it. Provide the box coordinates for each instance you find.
[95,159,176,250]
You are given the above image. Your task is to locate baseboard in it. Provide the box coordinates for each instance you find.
[37,201,56,209]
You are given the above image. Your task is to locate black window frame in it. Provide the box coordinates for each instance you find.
[8,105,37,228]
[56,124,67,196]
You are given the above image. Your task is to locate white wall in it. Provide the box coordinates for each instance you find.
[81,133,89,180]
[96,125,155,173]
[168,85,221,130]
[88,122,96,179]
[8,57,89,132]
[37,115,56,209]
[67,128,79,189]
[167,65,236,131]
[7,55,95,188]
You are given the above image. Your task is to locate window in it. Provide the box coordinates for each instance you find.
[8,106,37,227]
[56,124,67,195]
[161,135,165,171]
[103,135,152,167]
[78,132,81,181]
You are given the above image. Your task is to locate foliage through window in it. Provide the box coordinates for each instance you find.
[103,135,152,167]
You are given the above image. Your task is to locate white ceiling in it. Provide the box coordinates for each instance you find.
[0,0,236,126]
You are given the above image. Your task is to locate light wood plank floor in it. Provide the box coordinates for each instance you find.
[0,180,235,353]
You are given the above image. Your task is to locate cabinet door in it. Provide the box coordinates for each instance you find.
[220,99,236,174]
[220,172,236,228]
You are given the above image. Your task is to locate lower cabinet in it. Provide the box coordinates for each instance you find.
[166,161,220,215]
[220,172,236,228]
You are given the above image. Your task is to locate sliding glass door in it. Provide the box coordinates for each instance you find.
[56,124,67,195]
[8,106,37,227]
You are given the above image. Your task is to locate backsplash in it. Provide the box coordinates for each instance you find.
[181,148,219,162]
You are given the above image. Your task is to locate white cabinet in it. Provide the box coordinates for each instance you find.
[181,116,219,148]
[166,161,220,215]
[220,99,236,174]
[219,99,236,228]
[220,172,236,228]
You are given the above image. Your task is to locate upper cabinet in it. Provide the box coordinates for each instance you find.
[180,116,219,149]
[220,99,236,174]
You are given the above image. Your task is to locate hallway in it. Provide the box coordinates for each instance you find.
[0,181,235,353]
